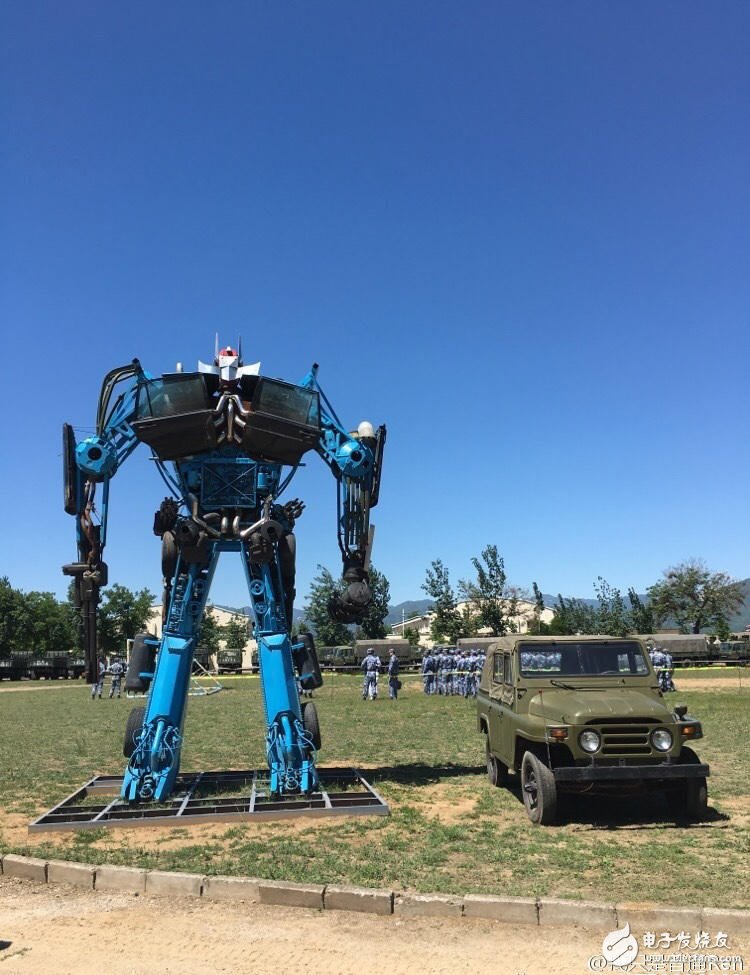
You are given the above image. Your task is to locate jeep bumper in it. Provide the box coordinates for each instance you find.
[553,762,710,783]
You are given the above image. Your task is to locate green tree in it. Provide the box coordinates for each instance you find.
[98,584,156,656]
[628,588,655,634]
[357,565,391,640]
[21,591,77,654]
[0,577,23,656]
[593,577,631,637]
[646,559,745,634]
[459,544,511,636]
[423,559,465,643]
[714,618,731,642]
[548,594,600,635]
[221,615,250,649]
[199,606,223,654]
[402,626,421,647]
[302,565,353,647]
[529,582,546,635]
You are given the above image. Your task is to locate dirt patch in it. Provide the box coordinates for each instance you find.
[713,795,750,827]
[674,678,746,691]
[0,813,35,847]
[414,783,479,823]
[0,684,83,694]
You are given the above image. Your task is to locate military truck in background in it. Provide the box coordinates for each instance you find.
[0,654,29,681]
[317,645,357,669]
[216,648,243,673]
[0,650,86,680]
[477,635,709,826]
[354,638,421,667]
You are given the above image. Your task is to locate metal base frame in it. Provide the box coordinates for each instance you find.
[29,768,389,832]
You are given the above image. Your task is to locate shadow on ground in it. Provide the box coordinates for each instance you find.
[501,774,730,829]
[369,763,485,786]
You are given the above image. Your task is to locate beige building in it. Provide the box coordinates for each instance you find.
[147,604,257,670]
[390,599,555,647]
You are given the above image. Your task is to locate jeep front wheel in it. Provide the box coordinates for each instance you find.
[485,739,508,787]
[665,747,708,821]
[521,751,557,825]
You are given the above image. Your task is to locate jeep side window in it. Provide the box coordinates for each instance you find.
[493,653,504,683]
[503,654,513,685]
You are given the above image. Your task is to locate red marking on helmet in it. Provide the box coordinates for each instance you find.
[219,346,238,358]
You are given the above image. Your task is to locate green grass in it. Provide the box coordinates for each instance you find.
[0,673,747,908]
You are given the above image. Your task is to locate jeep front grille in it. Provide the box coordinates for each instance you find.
[586,718,658,757]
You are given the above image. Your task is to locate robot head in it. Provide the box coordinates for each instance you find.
[198,336,261,383]
[214,345,248,383]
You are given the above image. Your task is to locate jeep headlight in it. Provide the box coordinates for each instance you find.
[651,729,673,752]
[579,730,601,753]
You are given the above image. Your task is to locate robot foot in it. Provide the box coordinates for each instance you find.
[121,719,182,803]
[266,712,320,797]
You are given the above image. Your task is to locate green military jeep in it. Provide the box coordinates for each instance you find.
[477,635,709,825]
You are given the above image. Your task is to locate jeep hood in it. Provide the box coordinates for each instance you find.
[527,688,671,724]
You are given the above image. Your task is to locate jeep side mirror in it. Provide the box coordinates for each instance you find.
[674,704,688,719]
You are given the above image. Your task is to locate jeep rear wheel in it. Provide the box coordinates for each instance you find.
[485,739,508,787]
[521,751,557,825]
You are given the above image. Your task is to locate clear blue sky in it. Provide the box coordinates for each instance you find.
[1,2,748,610]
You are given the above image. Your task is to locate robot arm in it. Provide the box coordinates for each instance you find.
[62,360,146,681]
[301,364,386,624]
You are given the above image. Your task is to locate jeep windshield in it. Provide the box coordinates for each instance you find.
[518,641,649,677]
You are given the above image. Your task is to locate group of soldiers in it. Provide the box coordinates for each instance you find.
[90,658,125,699]
[420,648,486,697]
[361,649,401,700]
[648,644,676,693]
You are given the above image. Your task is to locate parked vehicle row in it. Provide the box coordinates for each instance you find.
[0,651,86,680]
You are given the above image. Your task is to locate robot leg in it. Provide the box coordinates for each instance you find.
[243,550,320,796]
[122,554,217,803]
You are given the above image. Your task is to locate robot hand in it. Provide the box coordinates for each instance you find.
[328,567,372,623]
[281,498,305,527]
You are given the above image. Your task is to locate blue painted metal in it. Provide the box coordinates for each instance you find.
[122,548,219,801]
[66,356,384,803]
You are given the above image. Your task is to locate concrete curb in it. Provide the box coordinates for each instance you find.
[394,892,463,917]
[1,854,748,931]
[257,879,325,910]
[539,898,617,929]
[325,884,393,916]
[202,875,261,903]
[1,854,47,884]
[47,859,95,890]
[95,864,147,893]
[463,893,538,924]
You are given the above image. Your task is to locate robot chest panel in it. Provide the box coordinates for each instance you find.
[177,454,281,510]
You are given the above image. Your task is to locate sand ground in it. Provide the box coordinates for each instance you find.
[3,877,729,975]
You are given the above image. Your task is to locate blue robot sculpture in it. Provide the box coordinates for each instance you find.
[63,343,385,803]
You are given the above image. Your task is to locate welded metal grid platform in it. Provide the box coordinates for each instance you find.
[29,768,389,832]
